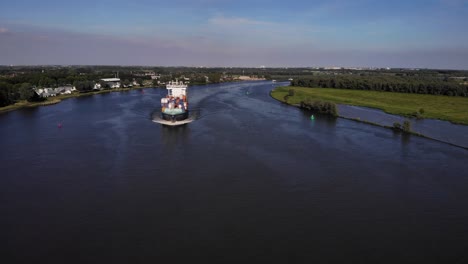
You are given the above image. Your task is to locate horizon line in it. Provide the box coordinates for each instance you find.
[1,64,468,71]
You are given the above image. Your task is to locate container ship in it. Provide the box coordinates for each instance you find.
[160,80,189,122]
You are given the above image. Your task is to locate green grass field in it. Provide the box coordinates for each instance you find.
[271,86,468,125]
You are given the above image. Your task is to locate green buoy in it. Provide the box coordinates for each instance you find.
[310,115,315,120]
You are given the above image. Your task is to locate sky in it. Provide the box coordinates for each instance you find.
[0,0,467,69]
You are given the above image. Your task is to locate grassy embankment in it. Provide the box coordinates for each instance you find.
[271,86,468,125]
[0,86,153,113]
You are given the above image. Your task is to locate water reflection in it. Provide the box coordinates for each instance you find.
[16,107,40,117]
[300,108,338,130]
[159,123,191,155]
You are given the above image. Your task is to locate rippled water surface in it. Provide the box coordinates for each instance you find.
[1,81,468,263]
[339,105,468,148]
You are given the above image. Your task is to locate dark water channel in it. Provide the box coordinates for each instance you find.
[1,81,468,263]
[339,105,468,148]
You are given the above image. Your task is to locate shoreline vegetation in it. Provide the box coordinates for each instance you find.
[1,65,273,112]
[0,85,151,113]
[270,86,468,150]
[2,65,467,114]
[0,80,253,113]
[271,86,468,125]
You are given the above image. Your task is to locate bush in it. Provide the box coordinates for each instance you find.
[300,99,338,117]
[393,120,411,133]
[412,111,423,119]
[403,120,411,132]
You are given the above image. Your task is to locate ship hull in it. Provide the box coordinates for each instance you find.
[161,111,189,122]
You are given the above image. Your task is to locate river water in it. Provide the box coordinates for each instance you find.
[1,81,468,263]
[339,105,468,148]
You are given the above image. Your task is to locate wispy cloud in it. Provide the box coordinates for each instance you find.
[1,1,468,68]
[209,15,273,26]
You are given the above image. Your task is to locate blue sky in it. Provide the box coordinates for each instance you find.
[1,0,467,68]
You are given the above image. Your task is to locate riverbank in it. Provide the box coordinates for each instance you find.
[271,86,468,125]
[270,86,468,150]
[0,99,63,112]
[0,80,248,114]
[0,86,155,114]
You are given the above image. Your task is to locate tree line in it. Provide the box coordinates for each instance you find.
[291,75,468,97]
[0,81,46,107]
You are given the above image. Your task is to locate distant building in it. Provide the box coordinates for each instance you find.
[34,86,76,98]
[236,75,266,81]
[34,88,56,98]
[55,86,76,94]
[101,78,121,88]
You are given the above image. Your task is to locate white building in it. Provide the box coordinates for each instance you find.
[34,88,56,97]
[55,86,76,94]
[34,86,76,98]
[101,78,121,88]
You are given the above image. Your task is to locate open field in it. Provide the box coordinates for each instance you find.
[271,86,468,125]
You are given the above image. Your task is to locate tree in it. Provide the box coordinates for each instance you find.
[123,79,131,87]
[0,89,10,107]
[159,75,172,83]
[28,91,46,102]
[329,102,338,117]
[99,80,108,89]
[300,99,338,117]
[292,74,467,97]
[402,120,411,132]
[136,78,143,86]
[206,73,222,83]
[38,77,54,87]
[74,80,94,92]
[18,83,34,101]
[0,81,13,106]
